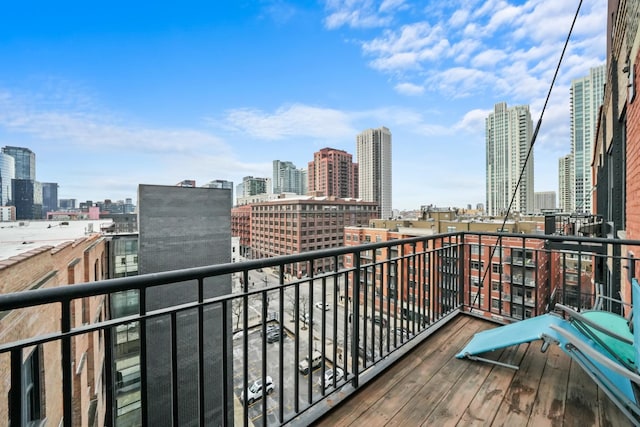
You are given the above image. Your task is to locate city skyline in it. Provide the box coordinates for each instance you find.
[0,1,606,209]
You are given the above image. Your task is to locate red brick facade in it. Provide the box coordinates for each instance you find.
[0,234,107,426]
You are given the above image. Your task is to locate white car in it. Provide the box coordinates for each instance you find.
[320,367,344,388]
[315,302,331,311]
[243,376,274,404]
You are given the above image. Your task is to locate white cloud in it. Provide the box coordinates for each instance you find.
[448,9,469,28]
[455,108,492,133]
[0,86,229,155]
[326,0,605,103]
[379,0,406,13]
[220,104,357,140]
[323,0,394,29]
[471,49,507,68]
[394,82,424,96]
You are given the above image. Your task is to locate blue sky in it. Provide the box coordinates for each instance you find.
[0,0,606,210]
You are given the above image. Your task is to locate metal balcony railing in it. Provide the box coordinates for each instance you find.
[1,231,639,426]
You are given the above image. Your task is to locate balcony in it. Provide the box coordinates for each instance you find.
[0,231,638,426]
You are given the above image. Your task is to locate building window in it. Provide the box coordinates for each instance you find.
[10,346,44,424]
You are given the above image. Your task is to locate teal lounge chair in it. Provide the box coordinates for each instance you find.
[457,278,640,425]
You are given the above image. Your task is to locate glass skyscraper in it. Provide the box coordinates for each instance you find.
[485,102,534,216]
[571,64,605,213]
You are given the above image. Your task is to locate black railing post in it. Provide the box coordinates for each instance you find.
[103,321,113,427]
[138,286,148,427]
[197,278,205,427]
[61,299,72,427]
[351,250,361,388]
[10,348,22,427]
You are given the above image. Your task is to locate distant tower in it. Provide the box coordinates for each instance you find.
[41,182,59,214]
[356,127,392,219]
[239,176,271,197]
[272,160,306,195]
[307,148,358,198]
[571,64,605,213]
[2,146,35,180]
[0,152,15,205]
[558,154,574,213]
[485,103,534,216]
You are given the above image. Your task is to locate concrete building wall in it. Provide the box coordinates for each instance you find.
[137,184,233,426]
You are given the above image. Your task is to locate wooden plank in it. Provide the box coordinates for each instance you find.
[527,343,570,427]
[414,348,501,426]
[492,339,549,426]
[379,320,491,427]
[315,315,478,426]
[597,384,635,426]
[447,342,528,426]
[376,322,486,426]
[564,356,600,426]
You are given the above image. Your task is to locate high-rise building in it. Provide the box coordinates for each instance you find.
[238,176,270,198]
[59,198,77,210]
[12,179,42,220]
[0,152,15,206]
[202,179,233,190]
[272,160,306,195]
[571,64,605,213]
[558,154,574,212]
[307,148,358,198]
[534,191,557,213]
[356,127,392,219]
[2,146,35,180]
[485,102,534,216]
[41,182,59,214]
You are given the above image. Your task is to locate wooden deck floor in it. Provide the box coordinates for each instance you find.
[314,314,631,426]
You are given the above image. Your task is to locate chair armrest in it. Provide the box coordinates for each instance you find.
[555,303,633,345]
[550,324,640,383]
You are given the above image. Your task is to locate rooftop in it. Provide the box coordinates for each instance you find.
[0,219,111,261]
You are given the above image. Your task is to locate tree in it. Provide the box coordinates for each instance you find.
[232,299,243,331]
[286,293,297,321]
[299,295,309,330]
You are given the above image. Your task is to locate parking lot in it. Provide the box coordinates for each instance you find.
[232,320,344,424]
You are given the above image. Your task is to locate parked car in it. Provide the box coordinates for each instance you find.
[320,367,344,388]
[260,324,278,336]
[299,350,323,375]
[266,328,281,343]
[395,327,413,340]
[373,316,387,327]
[315,302,331,311]
[242,376,274,405]
[358,345,374,361]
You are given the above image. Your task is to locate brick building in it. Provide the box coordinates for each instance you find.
[593,0,640,303]
[231,203,252,257]
[343,215,552,324]
[307,148,359,199]
[0,232,107,426]
[250,196,378,275]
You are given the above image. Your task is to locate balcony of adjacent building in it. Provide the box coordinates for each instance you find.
[0,230,638,426]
